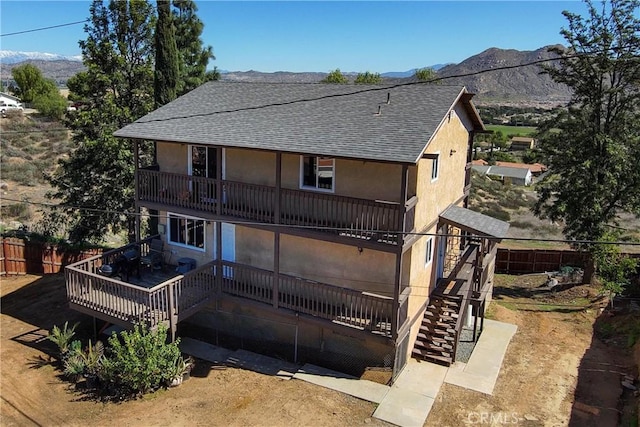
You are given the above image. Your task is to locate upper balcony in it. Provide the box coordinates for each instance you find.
[136,168,417,247]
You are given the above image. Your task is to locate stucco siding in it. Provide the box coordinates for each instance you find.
[157,142,187,174]
[280,235,396,297]
[226,148,276,185]
[235,226,274,270]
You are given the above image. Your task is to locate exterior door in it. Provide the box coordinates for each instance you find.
[221,223,235,278]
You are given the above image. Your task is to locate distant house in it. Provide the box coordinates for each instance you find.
[509,136,535,151]
[495,161,546,176]
[472,164,532,186]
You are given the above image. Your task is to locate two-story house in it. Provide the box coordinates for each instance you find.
[65,82,508,380]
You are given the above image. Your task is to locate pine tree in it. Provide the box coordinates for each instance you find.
[155,0,179,107]
[172,0,218,95]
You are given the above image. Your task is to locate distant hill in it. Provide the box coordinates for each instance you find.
[0,47,572,105]
[220,70,330,83]
[0,59,86,85]
[436,45,571,105]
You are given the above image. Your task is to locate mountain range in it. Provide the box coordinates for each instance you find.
[0,46,570,105]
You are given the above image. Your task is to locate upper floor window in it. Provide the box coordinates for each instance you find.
[425,236,434,266]
[168,212,205,251]
[431,154,440,181]
[301,156,334,191]
[189,145,218,179]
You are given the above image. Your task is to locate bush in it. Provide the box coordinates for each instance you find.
[100,323,181,396]
[48,322,183,398]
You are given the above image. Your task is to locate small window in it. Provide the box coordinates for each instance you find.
[301,156,334,191]
[431,154,440,181]
[425,237,434,266]
[168,213,206,251]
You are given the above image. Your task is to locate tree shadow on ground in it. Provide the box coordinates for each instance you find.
[568,308,638,427]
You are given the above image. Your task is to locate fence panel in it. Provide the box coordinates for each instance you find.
[496,248,588,274]
[1,237,103,276]
[2,237,26,275]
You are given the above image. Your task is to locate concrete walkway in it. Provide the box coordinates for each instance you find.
[179,319,517,427]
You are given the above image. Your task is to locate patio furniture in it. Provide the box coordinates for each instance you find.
[140,239,164,271]
[176,257,196,274]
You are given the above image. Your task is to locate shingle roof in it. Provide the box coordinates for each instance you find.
[440,205,510,239]
[114,82,483,164]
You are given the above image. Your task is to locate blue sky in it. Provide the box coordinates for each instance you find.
[0,1,589,73]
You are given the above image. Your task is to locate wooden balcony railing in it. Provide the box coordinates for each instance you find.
[65,245,216,330]
[221,261,393,336]
[137,169,409,245]
[66,251,393,337]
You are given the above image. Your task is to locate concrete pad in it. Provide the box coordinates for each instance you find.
[293,363,390,403]
[445,362,494,395]
[393,359,448,398]
[373,387,435,427]
[444,319,517,395]
[226,349,299,380]
[179,337,234,365]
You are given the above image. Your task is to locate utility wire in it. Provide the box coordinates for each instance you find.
[3,197,640,246]
[0,20,87,37]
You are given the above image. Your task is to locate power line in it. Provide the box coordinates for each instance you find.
[3,197,639,246]
[135,55,571,124]
[0,20,87,37]
[0,47,621,135]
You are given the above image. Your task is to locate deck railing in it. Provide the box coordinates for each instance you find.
[65,246,215,330]
[137,169,408,245]
[221,261,393,336]
[66,253,393,337]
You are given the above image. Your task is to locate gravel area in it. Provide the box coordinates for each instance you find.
[455,326,482,363]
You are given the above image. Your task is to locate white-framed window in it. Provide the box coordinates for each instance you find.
[425,237,434,267]
[167,212,206,251]
[300,156,335,192]
[431,153,440,181]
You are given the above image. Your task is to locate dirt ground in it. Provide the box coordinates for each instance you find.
[1,273,637,426]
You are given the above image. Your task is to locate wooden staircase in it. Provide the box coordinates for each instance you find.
[412,295,463,366]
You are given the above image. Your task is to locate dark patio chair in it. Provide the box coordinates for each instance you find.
[140,239,164,272]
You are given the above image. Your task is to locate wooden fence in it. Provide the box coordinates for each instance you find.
[496,248,640,274]
[0,237,102,276]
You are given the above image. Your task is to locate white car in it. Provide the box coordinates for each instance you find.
[0,101,24,117]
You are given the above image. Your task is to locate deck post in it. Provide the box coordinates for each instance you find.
[216,148,223,295]
[392,164,409,340]
[273,153,281,308]
[134,140,141,242]
[168,281,177,342]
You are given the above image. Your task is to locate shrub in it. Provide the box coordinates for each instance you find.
[47,321,78,357]
[100,323,181,396]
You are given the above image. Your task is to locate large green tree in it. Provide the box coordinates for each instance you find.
[11,63,67,118]
[49,0,216,243]
[48,0,156,243]
[172,0,219,95]
[534,0,640,280]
